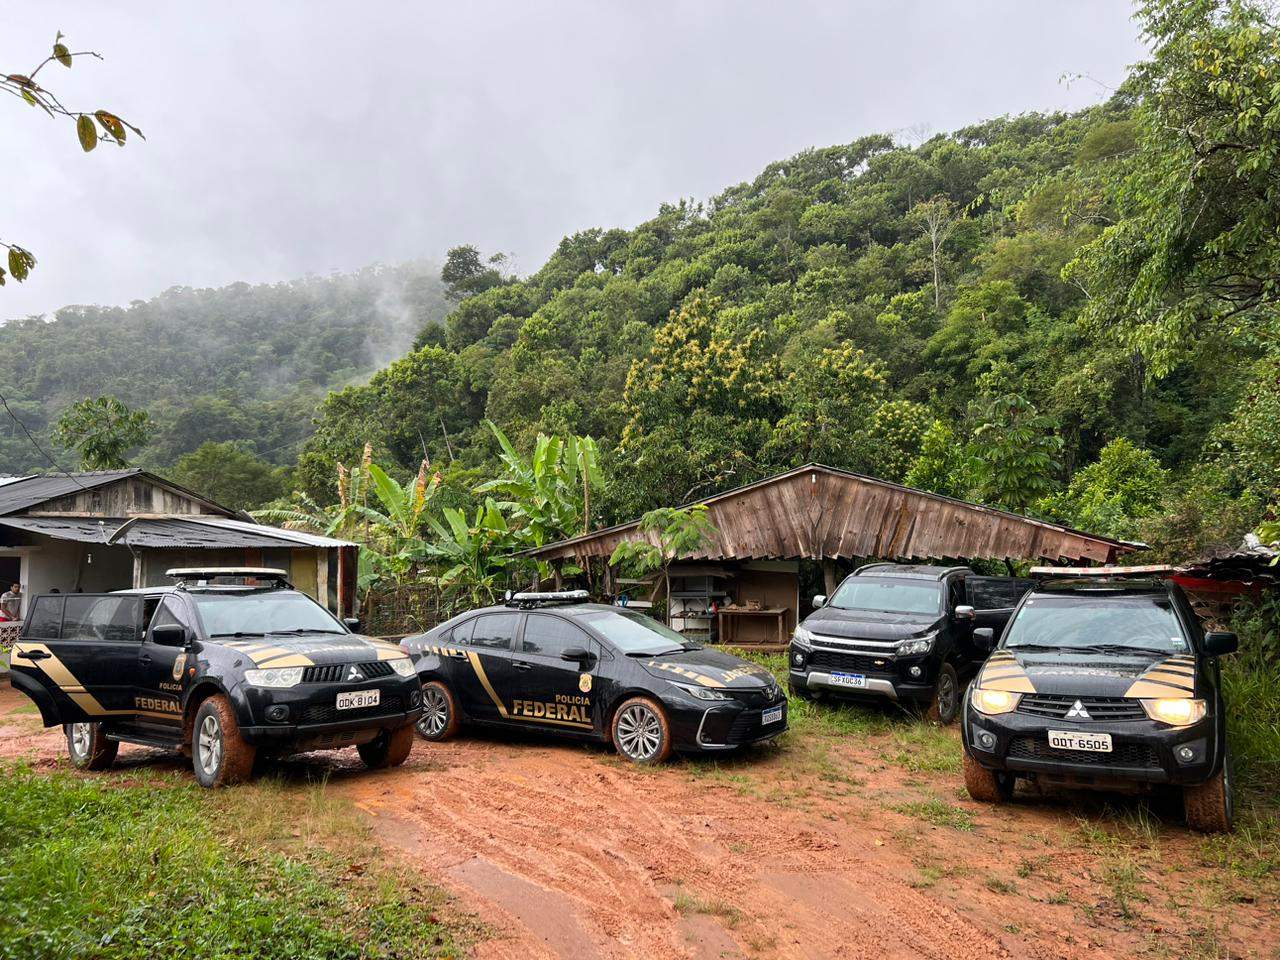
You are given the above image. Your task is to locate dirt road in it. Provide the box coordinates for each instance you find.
[2,687,1274,960]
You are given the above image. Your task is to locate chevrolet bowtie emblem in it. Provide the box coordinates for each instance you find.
[346,665,363,682]
[1065,699,1090,719]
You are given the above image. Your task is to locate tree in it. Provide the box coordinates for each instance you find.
[609,505,719,612]
[965,369,1061,514]
[423,499,520,609]
[2,32,142,286]
[1039,438,1170,539]
[171,441,286,511]
[441,244,506,302]
[905,420,969,499]
[909,195,966,310]
[52,395,151,470]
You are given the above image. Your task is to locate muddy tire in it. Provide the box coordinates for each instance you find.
[925,662,961,725]
[963,751,1015,802]
[416,680,460,741]
[1184,748,1234,834]
[65,722,118,771]
[192,694,256,788]
[358,723,416,769]
[611,696,673,764]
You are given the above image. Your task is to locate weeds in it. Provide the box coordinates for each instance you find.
[672,889,744,929]
[894,797,975,831]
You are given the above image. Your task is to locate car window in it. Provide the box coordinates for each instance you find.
[827,578,942,616]
[149,598,195,635]
[1004,594,1189,653]
[62,595,144,643]
[521,614,591,657]
[188,590,345,636]
[24,596,63,640]
[447,618,474,645]
[574,609,687,655]
[469,613,517,650]
[967,577,1034,610]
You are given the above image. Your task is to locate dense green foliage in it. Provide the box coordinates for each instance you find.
[0,766,465,960]
[0,261,446,476]
[52,395,152,470]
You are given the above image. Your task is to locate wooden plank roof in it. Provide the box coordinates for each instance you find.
[528,464,1141,565]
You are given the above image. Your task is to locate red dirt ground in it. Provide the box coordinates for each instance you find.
[2,686,1274,959]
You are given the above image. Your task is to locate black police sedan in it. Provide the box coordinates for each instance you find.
[403,591,788,763]
[961,576,1237,832]
[9,568,423,787]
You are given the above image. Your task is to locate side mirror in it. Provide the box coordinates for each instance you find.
[151,623,188,648]
[954,605,976,621]
[1203,631,1238,656]
[973,627,996,652]
[812,595,827,608]
[560,646,592,663]
[344,617,361,632]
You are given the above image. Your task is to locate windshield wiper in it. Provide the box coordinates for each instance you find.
[265,628,346,635]
[211,631,265,638]
[1081,643,1175,656]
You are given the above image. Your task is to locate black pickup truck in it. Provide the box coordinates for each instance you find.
[787,563,1033,723]
[8,568,423,787]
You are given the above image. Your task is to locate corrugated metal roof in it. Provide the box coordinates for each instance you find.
[0,470,142,516]
[0,515,354,549]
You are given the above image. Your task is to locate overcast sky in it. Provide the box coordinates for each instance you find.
[1,1,1145,321]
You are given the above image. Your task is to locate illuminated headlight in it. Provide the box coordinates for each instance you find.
[389,657,416,678]
[792,625,816,648]
[971,688,1021,715]
[244,666,304,688]
[897,632,936,657]
[672,682,732,701]
[1141,698,1206,726]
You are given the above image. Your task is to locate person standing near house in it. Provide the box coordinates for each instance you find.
[0,583,21,621]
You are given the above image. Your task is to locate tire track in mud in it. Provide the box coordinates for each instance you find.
[344,739,1017,960]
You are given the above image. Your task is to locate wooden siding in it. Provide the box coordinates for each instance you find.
[532,465,1130,565]
[27,477,227,519]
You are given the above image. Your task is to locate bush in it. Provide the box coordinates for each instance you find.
[1224,598,1280,798]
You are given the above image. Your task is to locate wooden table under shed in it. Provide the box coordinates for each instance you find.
[717,606,791,645]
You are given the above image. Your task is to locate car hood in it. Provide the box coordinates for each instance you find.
[801,607,942,642]
[639,646,778,691]
[975,648,1198,699]
[214,633,408,668]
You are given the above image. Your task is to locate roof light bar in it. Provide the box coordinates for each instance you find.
[505,589,590,608]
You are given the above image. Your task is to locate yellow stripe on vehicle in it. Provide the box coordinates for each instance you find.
[466,651,510,718]
[253,653,315,669]
[1125,679,1193,699]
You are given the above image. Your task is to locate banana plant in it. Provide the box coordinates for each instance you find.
[421,497,520,608]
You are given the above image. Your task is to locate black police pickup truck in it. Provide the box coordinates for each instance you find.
[404,591,787,763]
[961,576,1237,832]
[8,568,423,787]
[788,564,1032,723]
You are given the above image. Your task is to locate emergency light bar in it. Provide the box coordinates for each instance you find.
[165,567,293,588]
[506,589,590,608]
[1028,564,1175,578]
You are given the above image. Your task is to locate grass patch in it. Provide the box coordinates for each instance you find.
[0,764,473,960]
[672,889,744,929]
[893,797,975,831]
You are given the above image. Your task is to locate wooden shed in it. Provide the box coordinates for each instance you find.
[528,464,1140,645]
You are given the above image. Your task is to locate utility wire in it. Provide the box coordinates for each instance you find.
[0,390,91,491]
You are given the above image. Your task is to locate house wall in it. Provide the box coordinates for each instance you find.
[27,477,218,518]
[22,538,135,598]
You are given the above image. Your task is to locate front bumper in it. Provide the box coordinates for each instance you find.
[962,700,1219,786]
[664,693,789,751]
[236,677,423,748]
[788,638,939,704]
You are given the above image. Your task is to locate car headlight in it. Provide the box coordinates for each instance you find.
[671,681,732,701]
[792,625,815,648]
[244,666,304,688]
[897,632,936,657]
[971,687,1021,715]
[390,657,416,678]
[1141,698,1206,726]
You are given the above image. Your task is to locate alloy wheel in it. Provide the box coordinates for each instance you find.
[418,686,449,738]
[198,714,223,777]
[615,704,662,761]
[937,672,957,719]
[70,723,91,758]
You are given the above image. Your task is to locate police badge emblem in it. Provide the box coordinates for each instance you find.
[172,654,186,682]
[579,673,592,693]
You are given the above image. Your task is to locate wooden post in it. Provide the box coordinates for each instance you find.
[552,559,564,590]
[821,559,838,595]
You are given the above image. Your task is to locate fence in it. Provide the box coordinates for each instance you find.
[362,583,453,638]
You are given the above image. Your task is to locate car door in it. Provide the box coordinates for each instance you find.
[452,612,519,722]
[10,593,146,722]
[132,596,196,727]
[966,577,1035,638]
[508,613,599,734]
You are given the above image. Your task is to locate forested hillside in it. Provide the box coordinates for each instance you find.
[0,261,446,473]
[299,0,1278,561]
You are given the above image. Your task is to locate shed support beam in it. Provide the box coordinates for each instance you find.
[821,559,838,595]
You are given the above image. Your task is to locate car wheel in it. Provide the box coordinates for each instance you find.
[358,723,416,769]
[611,696,673,764]
[925,662,961,725]
[415,681,460,741]
[192,695,256,788]
[963,752,1015,802]
[1184,746,1234,833]
[64,722,118,771]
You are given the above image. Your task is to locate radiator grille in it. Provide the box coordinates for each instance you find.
[1017,695,1147,722]
[1007,736,1159,769]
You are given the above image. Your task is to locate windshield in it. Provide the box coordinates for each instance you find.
[190,591,346,637]
[827,578,942,616]
[1004,594,1188,653]
[575,609,689,655]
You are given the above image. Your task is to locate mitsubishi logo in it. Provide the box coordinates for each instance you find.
[1065,700,1091,719]
[346,664,364,682]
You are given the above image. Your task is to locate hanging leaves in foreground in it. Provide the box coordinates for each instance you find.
[76,114,97,151]
[7,247,34,282]
[95,110,125,144]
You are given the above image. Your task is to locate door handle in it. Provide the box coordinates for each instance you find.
[511,661,533,671]
[22,650,50,661]
[139,654,153,665]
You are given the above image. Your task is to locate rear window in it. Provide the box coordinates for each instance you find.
[1004,593,1188,653]
[967,577,1034,611]
[828,578,941,616]
[62,595,143,643]
[23,596,63,639]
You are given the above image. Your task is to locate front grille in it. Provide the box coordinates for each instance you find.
[299,695,404,725]
[807,648,894,675]
[1007,736,1160,769]
[725,707,786,744]
[302,661,395,683]
[1017,695,1147,722]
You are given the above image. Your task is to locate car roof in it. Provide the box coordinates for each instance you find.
[112,584,296,596]
[854,563,968,580]
[459,602,618,618]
